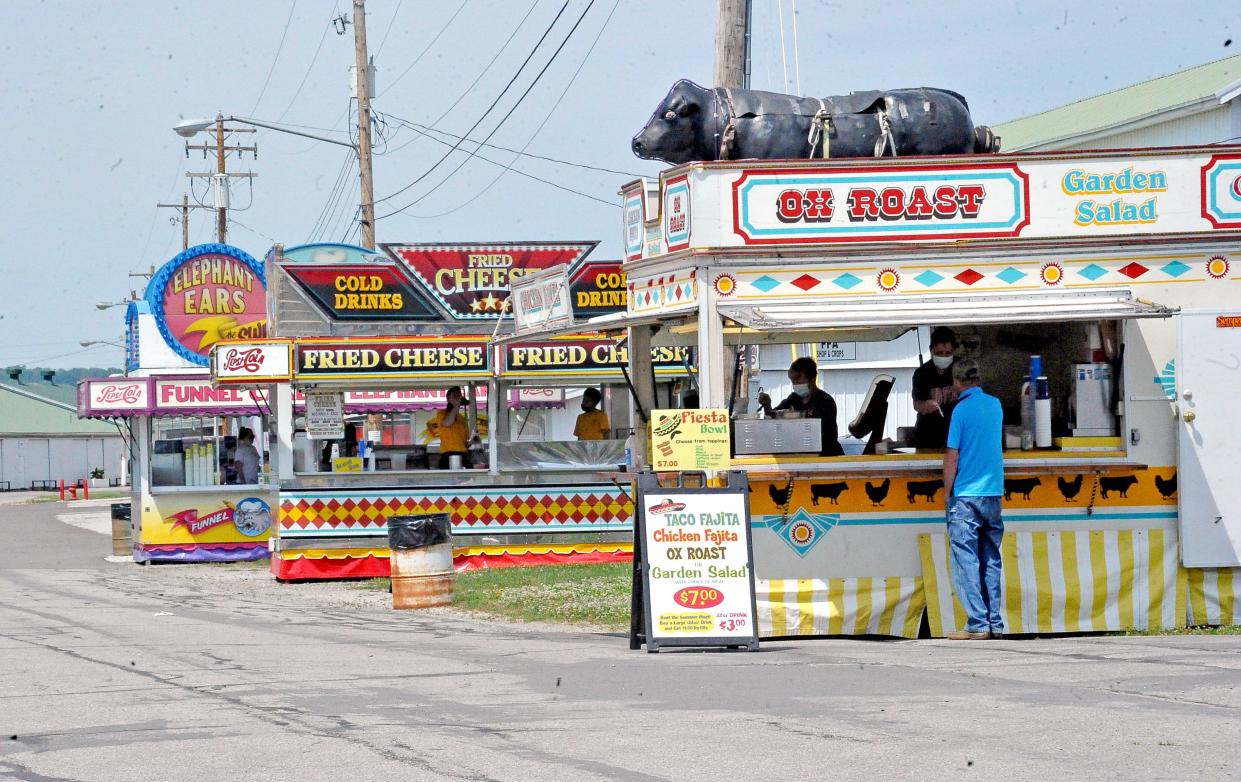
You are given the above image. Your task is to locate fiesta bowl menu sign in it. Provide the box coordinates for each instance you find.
[731,163,1030,245]
[385,242,597,320]
[147,244,267,366]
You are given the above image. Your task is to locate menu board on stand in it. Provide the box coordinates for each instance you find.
[629,470,759,653]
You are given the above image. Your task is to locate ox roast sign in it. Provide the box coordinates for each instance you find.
[384,242,597,320]
[146,244,268,366]
[211,340,294,384]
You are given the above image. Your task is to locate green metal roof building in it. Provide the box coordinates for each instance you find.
[994,53,1241,151]
[0,379,126,489]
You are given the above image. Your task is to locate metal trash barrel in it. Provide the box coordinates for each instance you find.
[387,513,454,609]
[110,502,132,557]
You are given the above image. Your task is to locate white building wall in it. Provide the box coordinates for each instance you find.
[1060,103,1240,150]
[0,435,123,488]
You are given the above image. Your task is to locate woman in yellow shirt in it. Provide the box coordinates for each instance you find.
[573,387,610,441]
[430,386,471,468]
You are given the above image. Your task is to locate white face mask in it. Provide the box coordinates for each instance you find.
[931,355,954,370]
[792,383,811,398]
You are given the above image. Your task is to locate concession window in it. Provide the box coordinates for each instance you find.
[718,289,1177,331]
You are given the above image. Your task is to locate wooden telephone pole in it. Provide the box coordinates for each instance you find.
[184,115,257,244]
[156,194,214,251]
[713,0,752,89]
[715,0,753,407]
[353,0,377,249]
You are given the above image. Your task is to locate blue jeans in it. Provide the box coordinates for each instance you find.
[947,496,1004,633]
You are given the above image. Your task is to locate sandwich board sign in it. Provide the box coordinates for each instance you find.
[630,470,759,652]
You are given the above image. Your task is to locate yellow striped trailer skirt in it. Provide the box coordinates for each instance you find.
[757,577,925,639]
[921,529,1184,636]
[1186,568,1241,627]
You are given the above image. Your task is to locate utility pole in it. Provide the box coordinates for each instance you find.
[185,114,257,244]
[353,0,377,249]
[713,0,752,90]
[714,0,753,408]
[156,194,213,251]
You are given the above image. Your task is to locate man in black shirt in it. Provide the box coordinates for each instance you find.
[911,326,960,448]
[758,356,845,456]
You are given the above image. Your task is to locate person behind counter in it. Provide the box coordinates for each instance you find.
[912,326,960,448]
[320,422,359,470]
[573,387,611,440]
[431,386,471,468]
[233,427,260,484]
[757,356,844,457]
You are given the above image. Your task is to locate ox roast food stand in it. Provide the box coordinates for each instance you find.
[76,244,277,562]
[209,241,688,579]
[511,145,1241,638]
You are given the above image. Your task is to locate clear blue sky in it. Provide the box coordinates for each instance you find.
[1,0,1236,367]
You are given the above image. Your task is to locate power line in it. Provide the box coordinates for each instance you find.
[250,0,300,115]
[378,112,645,178]
[378,0,597,219]
[273,12,335,124]
[309,153,354,239]
[372,0,573,208]
[228,217,280,245]
[379,0,471,98]
[396,0,622,219]
[374,0,403,56]
[371,119,619,209]
[377,0,542,158]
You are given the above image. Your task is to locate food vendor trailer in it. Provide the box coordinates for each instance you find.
[76,244,276,562]
[511,145,1241,637]
[210,242,687,579]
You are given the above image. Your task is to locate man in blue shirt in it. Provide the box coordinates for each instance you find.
[943,358,1005,640]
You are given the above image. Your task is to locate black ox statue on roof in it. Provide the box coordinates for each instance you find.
[632,80,1000,165]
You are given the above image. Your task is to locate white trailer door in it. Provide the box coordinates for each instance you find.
[1177,311,1241,567]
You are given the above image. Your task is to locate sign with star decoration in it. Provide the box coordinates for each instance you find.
[383,242,598,321]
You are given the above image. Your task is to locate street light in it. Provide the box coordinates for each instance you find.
[173,115,355,149]
[96,301,129,311]
[80,339,126,349]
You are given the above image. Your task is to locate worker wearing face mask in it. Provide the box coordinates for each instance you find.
[912,326,960,449]
[757,356,844,457]
[573,387,611,441]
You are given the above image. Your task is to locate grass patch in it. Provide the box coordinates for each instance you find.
[351,562,633,629]
[25,490,130,504]
[1111,624,1241,637]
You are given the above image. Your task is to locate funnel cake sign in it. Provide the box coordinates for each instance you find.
[147,244,268,366]
[385,242,597,321]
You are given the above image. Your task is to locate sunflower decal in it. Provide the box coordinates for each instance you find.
[713,273,737,296]
[877,268,900,292]
[1040,261,1064,286]
[1207,256,1230,280]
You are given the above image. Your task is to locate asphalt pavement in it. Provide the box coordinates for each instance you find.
[1,495,1239,781]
